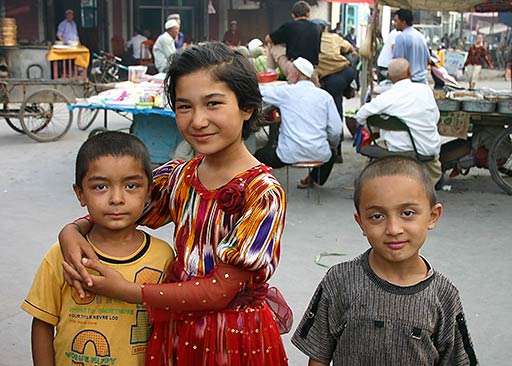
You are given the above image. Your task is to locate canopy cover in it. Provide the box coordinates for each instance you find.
[377,0,488,12]
[326,0,497,12]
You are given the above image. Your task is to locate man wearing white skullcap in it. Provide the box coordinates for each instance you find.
[153,19,180,73]
[166,13,185,48]
[255,56,342,188]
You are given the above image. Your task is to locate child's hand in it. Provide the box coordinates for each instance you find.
[59,222,98,298]
[79,258,143,304]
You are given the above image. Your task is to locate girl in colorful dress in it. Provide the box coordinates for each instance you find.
[60,42,290,366]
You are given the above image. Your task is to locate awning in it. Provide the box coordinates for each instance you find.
[377,0,486,12]
[326,0,374,3]
[327,0,512,12]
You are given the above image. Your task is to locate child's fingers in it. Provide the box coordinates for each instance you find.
[82,257,110,276]
[62,261,89,299]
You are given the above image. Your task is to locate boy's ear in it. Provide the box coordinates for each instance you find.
[353,211,367,237]
[428,203,443,230]
[72,184,87,207]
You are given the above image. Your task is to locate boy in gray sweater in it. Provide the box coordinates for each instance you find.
[292,156,477,366]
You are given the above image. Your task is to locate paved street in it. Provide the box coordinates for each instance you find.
[1,74,511,365]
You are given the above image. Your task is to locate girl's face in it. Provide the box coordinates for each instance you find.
[174,69,253,158]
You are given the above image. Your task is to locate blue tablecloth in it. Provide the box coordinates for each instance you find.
[69,104,176,118]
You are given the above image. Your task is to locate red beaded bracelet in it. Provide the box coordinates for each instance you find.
[72,215,94,235]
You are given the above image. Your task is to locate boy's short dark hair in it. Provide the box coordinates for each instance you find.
[166,42,262,139]
[75,131,153,189]
[292,1,311,17]
[395,9,413,26]
[353,156,437,213]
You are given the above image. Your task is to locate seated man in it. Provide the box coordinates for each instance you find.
[355,58,442,184]
[255,57,342,188]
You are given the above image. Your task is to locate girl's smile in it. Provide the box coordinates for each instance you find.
[174,69,253,159]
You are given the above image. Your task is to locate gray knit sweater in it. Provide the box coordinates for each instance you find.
[292,249,477,366]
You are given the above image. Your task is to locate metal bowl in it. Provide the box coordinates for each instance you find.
[461,100,496,113]
[436,98,460,112]
[496,100,512,114]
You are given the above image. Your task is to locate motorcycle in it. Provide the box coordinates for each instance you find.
[439,124,512,194]
[90,51,128,84]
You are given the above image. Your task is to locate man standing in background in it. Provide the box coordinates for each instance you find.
[392,9,429,84]
[265,1,321,78]
[56,9,79,44]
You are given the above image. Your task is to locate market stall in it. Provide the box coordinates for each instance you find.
[46,45,90,80]
[344,0,512,194]
[69,73,183,164]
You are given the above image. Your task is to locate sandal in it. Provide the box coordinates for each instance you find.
[297,177,314,189]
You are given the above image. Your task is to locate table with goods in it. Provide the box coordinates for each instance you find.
[69,70,183,164]
[434,88,512,194]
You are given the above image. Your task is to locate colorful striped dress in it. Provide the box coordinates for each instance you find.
[139,155,289,366]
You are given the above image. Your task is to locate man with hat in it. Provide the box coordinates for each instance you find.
[153,19,179,73]
[223,20,241,47]
[56,9,79,44]
[167,13,185,49]
[255,57,342,188]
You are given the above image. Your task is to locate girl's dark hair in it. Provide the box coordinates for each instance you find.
[75,131,153,189]
[353,156,437,214]
[165,42,262,139]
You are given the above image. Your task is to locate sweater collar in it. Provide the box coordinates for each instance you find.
[361,248,435,295]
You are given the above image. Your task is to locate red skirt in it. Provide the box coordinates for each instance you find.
[146,302,288,366]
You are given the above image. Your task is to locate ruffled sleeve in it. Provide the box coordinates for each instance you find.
[216,175,286,280]
[138,159,184,229]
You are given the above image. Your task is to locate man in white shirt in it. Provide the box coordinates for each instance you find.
[124,29,148,65]
[255,57,343,188]
[377,29,399,81]
[356,58,442,183]
[153,19,179,73]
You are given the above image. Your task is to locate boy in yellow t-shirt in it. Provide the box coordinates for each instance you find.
[22,131,174,366]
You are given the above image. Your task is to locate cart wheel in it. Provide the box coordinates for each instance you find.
[488,125,512,195]
[88,127,109,138]
[77,108,99,130]
[20,89,72,142]
[3,103,25,134]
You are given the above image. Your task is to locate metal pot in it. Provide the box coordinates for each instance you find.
[496,100,512,114]
[461,100,496,113]
[436,99,460,112]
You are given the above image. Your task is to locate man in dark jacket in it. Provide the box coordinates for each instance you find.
[265,1,321,77]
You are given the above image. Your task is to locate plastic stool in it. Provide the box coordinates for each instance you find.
[286,161,323,203]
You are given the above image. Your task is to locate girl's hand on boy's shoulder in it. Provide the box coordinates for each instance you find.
[78,258,143,304]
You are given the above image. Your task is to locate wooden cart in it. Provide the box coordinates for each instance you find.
[0,78,103,142]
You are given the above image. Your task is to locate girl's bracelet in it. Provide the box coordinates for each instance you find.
[71,215,94,235]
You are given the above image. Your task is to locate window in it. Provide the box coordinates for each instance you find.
[81,0,97,28]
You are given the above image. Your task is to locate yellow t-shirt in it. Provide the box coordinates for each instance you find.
[21,232,174,366]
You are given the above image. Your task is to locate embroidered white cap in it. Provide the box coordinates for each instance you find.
[293,57,314,78]
[165,19,179,30]
[248,38,263,53]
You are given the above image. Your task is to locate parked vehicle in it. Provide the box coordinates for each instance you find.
[90,51,128,84]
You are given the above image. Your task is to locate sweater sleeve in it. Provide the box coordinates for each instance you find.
[436,282,478,366]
